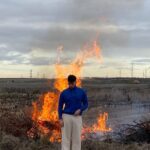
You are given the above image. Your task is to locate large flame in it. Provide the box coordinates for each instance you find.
[30,41,111,142]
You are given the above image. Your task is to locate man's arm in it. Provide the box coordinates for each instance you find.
[75,90,88,116]
[58,92,64,120]
[80,90,88,112]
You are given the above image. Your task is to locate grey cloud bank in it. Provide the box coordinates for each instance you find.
[0,0,150,66]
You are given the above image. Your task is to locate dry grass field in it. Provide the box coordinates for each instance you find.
[0,78,150,150]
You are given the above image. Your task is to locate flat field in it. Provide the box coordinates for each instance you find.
[0,78,150,150]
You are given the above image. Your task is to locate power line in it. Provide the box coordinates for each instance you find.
[30,69,32,78]
[131,63,134,78]
[119,69,122,78]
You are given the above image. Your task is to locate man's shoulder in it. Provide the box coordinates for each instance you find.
[60,86,87,94]
[76,87,86,93]
[61,88,69,94]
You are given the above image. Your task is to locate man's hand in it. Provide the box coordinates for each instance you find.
[59,119,64,127]
[74,109,81,116]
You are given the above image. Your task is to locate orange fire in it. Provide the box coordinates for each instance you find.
[92,112,112,132]
[81,112,112,140]
[30,41,111,142]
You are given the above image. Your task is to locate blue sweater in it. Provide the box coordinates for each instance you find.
[58,86,88,119]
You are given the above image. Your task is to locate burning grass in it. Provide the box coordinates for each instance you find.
[0,98,149,149]
[0,88,150,149]
[27,41,105,142]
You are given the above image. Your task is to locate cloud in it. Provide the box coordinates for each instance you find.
[0,0,144,23]
[132,58,150,64]
[0,0,149,67]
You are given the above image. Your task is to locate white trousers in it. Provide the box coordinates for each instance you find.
[61,114,82,150]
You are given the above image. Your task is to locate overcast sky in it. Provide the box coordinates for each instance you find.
[0,0,150,78]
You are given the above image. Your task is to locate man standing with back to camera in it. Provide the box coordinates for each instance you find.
[58,74,88,150]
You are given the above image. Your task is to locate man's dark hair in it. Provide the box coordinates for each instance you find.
[68,74,76,83]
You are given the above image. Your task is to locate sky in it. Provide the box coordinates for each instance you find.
[0,0,150,78]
